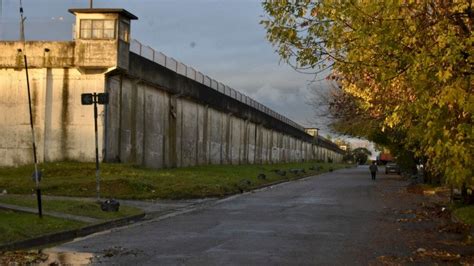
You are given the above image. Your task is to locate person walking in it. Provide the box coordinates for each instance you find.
[369,161,378,180]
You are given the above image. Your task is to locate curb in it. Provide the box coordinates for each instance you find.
[246,167,344,192]
[0,212,145,252]
[188,167,346,199]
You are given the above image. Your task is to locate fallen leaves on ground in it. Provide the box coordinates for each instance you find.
[374,179,474,265]
[396,202,452,224]
[0,251,48,264]
[376,248,473,265]
[101,246,143,258]
[438,222,471,234]
[406,184,425,195]
[415,248,461,261]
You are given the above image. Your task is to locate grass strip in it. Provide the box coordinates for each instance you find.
[0,161,351,200]
[453,205,474,225]
[0,195,142,220]
[0,209,85,244]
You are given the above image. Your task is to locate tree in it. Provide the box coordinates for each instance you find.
[352,147,372,165]
[262,1,473,187]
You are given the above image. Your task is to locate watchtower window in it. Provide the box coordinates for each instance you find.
[80,19,115,39]
[119,20,130,42]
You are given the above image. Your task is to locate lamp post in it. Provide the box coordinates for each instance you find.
[81,92,109,201]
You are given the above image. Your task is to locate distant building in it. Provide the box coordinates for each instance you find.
[378,148,394,162]
[304,128,319,137]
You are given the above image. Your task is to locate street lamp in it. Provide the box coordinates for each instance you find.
[81,92,109,201]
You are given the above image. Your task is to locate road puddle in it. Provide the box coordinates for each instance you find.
[40,249,94,265]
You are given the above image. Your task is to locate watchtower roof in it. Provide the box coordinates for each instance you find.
[68,8,138,20]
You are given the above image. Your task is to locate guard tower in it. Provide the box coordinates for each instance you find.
[68,8,138,70]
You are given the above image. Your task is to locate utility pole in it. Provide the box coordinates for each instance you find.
[20,0,42,218]
[0,0,3,39]
[90,0,93,8]
[19,0,26,41]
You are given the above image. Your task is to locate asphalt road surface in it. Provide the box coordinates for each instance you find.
[48,166,388,265]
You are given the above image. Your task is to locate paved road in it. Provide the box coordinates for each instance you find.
[48,166,387,265]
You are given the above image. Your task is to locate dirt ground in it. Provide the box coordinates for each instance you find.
[371,176,474,265]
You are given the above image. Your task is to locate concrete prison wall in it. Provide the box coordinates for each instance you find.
[0,41,343,168]
[0,63,106,166]
[103,52,343,168]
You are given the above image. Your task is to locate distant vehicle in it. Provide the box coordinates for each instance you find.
[385,162,401,174]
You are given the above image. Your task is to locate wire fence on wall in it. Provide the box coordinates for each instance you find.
[130,39,306,132]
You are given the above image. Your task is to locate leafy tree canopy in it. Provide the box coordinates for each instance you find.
[262,1,473,186]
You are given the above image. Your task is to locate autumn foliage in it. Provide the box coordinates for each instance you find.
[262,1,473,186]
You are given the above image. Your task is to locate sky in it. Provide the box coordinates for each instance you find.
[0,0,355,140]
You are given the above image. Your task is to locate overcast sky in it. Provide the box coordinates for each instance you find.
[0,0,337,134]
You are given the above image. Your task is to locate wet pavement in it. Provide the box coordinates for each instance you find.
[45,166,391,265]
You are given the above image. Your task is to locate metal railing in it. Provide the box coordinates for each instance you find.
[130,39,306,132]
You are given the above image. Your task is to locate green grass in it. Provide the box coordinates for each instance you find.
[0,209,85,244]
[453,205,474,225]
[0,161,351,200]
[0,195,142,220]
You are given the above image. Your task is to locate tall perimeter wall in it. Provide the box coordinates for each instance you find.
[0,42,108,166]
[105,51,343,168]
